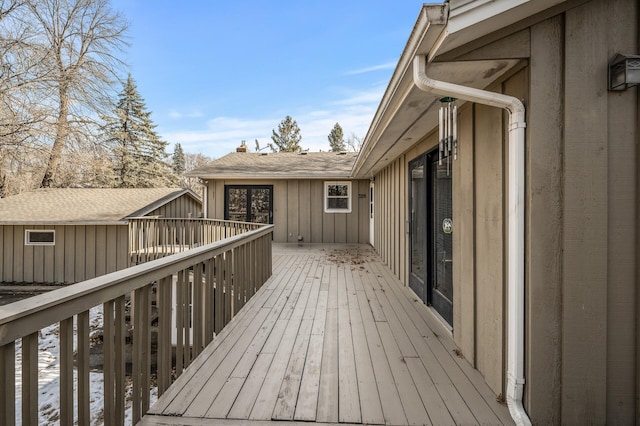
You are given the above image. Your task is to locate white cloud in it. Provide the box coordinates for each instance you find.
[345,61,397,75]
[168,109,204,119]
[162,86,384,158]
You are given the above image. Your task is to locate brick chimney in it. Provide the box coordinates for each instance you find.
[236,141,247,153]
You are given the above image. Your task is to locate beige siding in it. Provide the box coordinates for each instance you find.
[603,1,637,423]
[474,99,505,396]
[524,15,563,423]
[452,105,475,366]
[562,1,638,424]
[147,193,202,218]
[204,179,369,244]
[371,1,639,422]
[563,1,609,423]
[373,72,529,400]
[0,224,128,284]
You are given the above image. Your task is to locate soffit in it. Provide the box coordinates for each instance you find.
[353,0,566,179]
[353,58,520,178]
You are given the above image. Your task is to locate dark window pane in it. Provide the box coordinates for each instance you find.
[28,231,54,243]
[328,184,348,197]
[328,198,349,209]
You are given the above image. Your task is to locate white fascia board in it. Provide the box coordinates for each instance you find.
[444,0,566,53]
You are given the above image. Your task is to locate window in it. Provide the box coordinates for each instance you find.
[25,230,55,245]
[324,181,352,213]
[224,185,273,224]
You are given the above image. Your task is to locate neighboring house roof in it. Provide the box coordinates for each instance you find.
[0,188,201,225]
[187,151,358,180]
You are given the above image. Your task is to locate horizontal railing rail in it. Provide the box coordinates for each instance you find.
[0,224,273,425]
[128,217,265,265]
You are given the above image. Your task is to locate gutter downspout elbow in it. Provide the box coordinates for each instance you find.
[413,55,530,426]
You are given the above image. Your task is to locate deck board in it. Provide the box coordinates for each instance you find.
[143,244,514,426]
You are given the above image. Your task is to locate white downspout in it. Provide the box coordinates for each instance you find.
[413,55,530,426]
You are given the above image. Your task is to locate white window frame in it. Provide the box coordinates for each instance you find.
[25,229,55,246]
[324,181,352,213]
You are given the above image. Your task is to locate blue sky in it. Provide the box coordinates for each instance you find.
[110,1,423,159]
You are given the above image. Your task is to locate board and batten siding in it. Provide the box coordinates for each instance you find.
[372,72,531,400]
[205,179,369,244]
[147,194,202,218]
[0,224,128,284]
[372,1,639,422]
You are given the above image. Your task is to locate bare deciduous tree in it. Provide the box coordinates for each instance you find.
[26,0,128,188]
[0,0,50,196]
[346,132,363,152]
[183,152,212,200]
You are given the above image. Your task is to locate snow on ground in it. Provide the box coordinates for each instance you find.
[13,306,158,425]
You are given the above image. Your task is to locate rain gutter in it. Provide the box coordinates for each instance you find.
[413,36,530,426]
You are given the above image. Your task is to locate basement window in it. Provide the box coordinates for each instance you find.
[25,230,55,246]
[324,181,352,213]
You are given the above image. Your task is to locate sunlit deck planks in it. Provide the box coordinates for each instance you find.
[141,244,513,426]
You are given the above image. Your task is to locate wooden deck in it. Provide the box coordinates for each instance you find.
[141,244,513,426]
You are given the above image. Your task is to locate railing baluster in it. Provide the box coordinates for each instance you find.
[214,255,224,334]
[225,250,233,323]
[204,258,215,345]
[115,296,126,426]
[175,270,184,376]
[193,262,203,356]
[142,285,151,416]
[77,310,90,425]
[157,276,173,396]
[103,300,115,426]
[1,342,16,426]
[184,270,191,366]
[60,317,74,426]
[22,332,38,425]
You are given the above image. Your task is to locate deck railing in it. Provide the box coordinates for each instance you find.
[128,217,264,265]
[0,224,273,425]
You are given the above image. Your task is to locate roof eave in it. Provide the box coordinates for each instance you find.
[352,4,448,179]
[193,174,359,181]
[352,0,569,179]
[126,189,202,219]
[0,221,127,226]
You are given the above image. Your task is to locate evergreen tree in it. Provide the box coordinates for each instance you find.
[172,143,186,175]
[104,74,177,188]
[328,122,345,152]
[269,115,302,152]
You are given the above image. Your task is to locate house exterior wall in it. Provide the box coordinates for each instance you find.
[146,194,202,218]
[374,71,515,398]
[0,193,202,285]
[204,179,369,244]
[372,1,638,422]
[561,1,637,424]
[0,224,128,284]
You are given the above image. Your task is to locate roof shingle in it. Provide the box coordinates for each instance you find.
[0,188,196,224]
[186,152,357,179]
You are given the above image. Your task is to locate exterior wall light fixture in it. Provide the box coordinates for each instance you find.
[608,54,640,91]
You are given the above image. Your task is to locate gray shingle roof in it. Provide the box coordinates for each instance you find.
[0,188,197,224]
[186,152,357,179]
